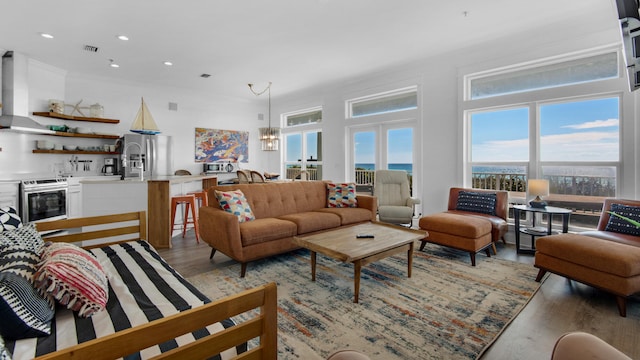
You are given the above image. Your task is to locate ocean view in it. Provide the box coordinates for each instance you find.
[355,163,412,175]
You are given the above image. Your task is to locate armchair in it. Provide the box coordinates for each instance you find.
[374,170,420,226]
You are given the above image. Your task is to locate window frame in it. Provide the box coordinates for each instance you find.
[346,86,418,119]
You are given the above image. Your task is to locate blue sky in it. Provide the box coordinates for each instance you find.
[471,97,619,162]
[354,128,413,164]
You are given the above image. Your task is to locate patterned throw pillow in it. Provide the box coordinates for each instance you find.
[605,203,640,237]
[0,245,55,340]
[326,183,358,208]
[34,242,108,318]
[0,207,22,232]
[0,224,43,252]
[455,191,497,216]
[214,190,256,223]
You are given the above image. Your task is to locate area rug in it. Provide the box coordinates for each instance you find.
[187,244,544,360]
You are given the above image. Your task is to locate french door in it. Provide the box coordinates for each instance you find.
[349,121,416,190]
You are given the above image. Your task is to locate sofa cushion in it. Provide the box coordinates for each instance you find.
[215,189,256,223]
[326,182,358,208]
[419,212,491,238]
[315,207,373,225]
[605,203,640,237]
[34,242,108,318]
[279,212,341,234]
[536,234,640,278]
[455,191,497,216]
[0,245,55,340]
[0,207,22,232]
[0,223,44,252]
[239,218,298,247]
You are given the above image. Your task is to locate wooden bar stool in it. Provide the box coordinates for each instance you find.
[170,194,199,243]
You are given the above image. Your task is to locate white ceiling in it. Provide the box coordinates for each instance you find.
[0,0,619,100]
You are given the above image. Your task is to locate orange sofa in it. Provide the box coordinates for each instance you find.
[200,181,377,277]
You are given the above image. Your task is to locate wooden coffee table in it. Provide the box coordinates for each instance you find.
[293,222,427,303]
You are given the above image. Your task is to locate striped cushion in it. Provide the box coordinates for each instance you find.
[0,245,54,340]
[455,191,497,216]
[34,242,108,318]
[0,207,22,232]
[605,203,640,236]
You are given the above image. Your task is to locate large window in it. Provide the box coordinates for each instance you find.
[465,49,623,228]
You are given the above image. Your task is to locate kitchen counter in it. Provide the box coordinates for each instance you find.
[80,174,216,184]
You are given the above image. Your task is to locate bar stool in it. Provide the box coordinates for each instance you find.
[170,194,199,243]
[187,190,208,208]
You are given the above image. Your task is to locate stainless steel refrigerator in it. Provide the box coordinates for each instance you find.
[120,134,173,179]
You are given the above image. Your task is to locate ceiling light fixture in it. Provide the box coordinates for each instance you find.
[40,33,54,39]
[249,82,279,151]
[117,35,129,41]
[109,59,120,68]
[163,61,173,66]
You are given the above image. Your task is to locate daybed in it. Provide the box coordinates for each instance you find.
[535,198,640,317]
[200,181,377,277]
[0,211,277,360]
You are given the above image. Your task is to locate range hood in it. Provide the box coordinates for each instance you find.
[0,51,54,134]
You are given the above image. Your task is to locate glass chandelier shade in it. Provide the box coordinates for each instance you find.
[249,82,280,151]
[258,126,280,150]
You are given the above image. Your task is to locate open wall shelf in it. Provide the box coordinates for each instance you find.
[33,112,120,124]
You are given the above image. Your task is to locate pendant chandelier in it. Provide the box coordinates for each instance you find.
[248,82,280,151]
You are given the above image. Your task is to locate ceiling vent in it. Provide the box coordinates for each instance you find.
[200,73,211,78]
[83,45,99,53]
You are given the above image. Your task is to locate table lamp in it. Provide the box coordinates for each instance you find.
[528,179,549,208]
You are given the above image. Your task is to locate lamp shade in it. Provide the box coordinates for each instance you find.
[528,179,549,197]
[259,127,280,151]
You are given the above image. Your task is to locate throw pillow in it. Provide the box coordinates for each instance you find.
[605,203,640,237]
[34,242,108,318]
[0,245,55,340]
[214,189,256,223]
[455,191,497,216]
[0,224,43,252]
[326,183,358,208]
[0,207,22,232]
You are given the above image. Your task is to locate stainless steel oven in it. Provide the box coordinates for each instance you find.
[20,178,68,223]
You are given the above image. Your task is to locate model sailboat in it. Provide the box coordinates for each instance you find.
[130,97,161,134]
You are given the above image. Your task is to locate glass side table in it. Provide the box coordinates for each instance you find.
[513,205,572,254]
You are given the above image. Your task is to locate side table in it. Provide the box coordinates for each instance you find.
[513,205,572,254]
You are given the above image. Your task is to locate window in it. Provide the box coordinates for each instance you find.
[468,52,618,100]
[285,108,322,127]
[347,87,417,118]
[464,49,623,228]
[284,130,323,180]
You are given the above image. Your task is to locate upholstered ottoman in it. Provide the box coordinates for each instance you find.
[535,233,640,317]
[418,212,492,266]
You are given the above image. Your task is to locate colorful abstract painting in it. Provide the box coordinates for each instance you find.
[194,128,249,163]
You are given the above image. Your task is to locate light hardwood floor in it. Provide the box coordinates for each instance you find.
[159,231,640,359]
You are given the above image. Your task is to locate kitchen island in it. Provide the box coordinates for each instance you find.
[82,174,217,248]
[147,174,217,248]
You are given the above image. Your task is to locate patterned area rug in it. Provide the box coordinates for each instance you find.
[187,244,544,360]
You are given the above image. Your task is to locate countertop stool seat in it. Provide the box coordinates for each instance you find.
[187,190,209,208]
[170,194,200,243]
[418,212,492,266]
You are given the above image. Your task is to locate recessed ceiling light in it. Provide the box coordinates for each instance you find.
[40,33,54,39]
[163,61,173,66]
[117,35,129,41]
[109,59,120,68]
